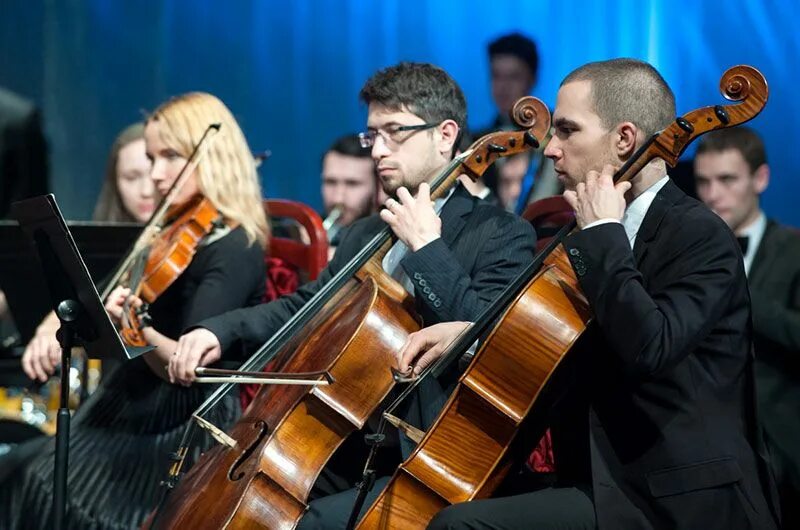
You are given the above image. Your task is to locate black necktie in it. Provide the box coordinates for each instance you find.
[737,236,749,254]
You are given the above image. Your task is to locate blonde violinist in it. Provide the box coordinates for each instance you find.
[0,92,268,530]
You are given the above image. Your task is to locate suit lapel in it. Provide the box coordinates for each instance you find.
[356,215,390,248]
[749,221,778,287]
[632,179,684,265]
[439,184,474,247]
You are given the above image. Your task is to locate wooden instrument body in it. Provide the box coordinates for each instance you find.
[356,64,770,529]
[120,196,222,346]
[357,243,591,528]
[147,270,420,529]
[139,196,222,303]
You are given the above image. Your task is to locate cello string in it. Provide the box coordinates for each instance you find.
[191,151,472,417]
[379,67,770,422]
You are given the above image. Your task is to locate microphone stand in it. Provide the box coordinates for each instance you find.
[345,430,386,530]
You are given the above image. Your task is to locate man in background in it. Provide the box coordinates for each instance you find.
[484,32,539,132]
[695,126,800,527]
[474,33,559,212]
[320,133,378,254]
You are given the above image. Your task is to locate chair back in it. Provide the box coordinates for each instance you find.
[265,199,328,280]
[522,195,575,252]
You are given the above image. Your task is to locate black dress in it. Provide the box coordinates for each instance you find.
[0,226,265,530]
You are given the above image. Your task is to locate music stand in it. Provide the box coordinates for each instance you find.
[11,194,150,530]
[0,220,141,350]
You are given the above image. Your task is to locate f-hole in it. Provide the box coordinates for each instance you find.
[228,420,268,481]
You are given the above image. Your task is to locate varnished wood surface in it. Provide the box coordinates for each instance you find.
[356,65,769,530]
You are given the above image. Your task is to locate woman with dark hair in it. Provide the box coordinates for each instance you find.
[21,122,155,381]
[92,122,155,223]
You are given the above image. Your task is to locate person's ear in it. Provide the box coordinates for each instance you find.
[614,121,638,159]
[437,119,459,157]
[753,163,769,194]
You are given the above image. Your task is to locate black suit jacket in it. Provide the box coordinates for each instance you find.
[200,185,537,356]
[749,220,800,512]
[0,88,48,218]
[559,180,778,529]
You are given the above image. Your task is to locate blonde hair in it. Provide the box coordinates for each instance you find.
[93,122,145,222]
[147,92,269,248]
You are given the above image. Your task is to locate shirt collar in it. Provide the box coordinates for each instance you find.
[621,176,670,248]
[739,210,767,276]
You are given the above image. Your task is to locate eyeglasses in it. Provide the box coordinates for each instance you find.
[358,122,439,149]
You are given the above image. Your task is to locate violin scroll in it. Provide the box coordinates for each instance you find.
[120,305,148,347]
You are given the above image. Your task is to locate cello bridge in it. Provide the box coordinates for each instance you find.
[193,414,237,448]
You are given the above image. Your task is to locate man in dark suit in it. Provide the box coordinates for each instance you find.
[399,59,779,529]
[170,62,536,528]
[695,126,800,528]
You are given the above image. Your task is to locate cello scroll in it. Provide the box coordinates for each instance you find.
[615,65,768,185]
[653,65,768,167]
[460,96,551,182]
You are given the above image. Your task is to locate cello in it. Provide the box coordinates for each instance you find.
[356,65,769,529]
[143,98,551,529]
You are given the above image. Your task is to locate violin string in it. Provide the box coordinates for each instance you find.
[100,123,220,301]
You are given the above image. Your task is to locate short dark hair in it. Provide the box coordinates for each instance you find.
[359,62,468,155]
[562,58,675,139]
[326,133,371,159]
[695,126,767,173]
[488,32,539,81]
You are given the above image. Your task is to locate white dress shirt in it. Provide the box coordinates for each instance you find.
[382,187,455,293]
[738,210,767,277]
[582,176,670,249]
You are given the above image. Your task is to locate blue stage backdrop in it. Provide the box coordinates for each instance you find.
[1,0,798,226]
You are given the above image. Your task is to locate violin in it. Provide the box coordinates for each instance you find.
[142,97,552,529]
[119,195,225,346]
[356,65,769,529]
[105,124,222,347]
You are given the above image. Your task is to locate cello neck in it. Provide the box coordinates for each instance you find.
[193,97,552,417]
